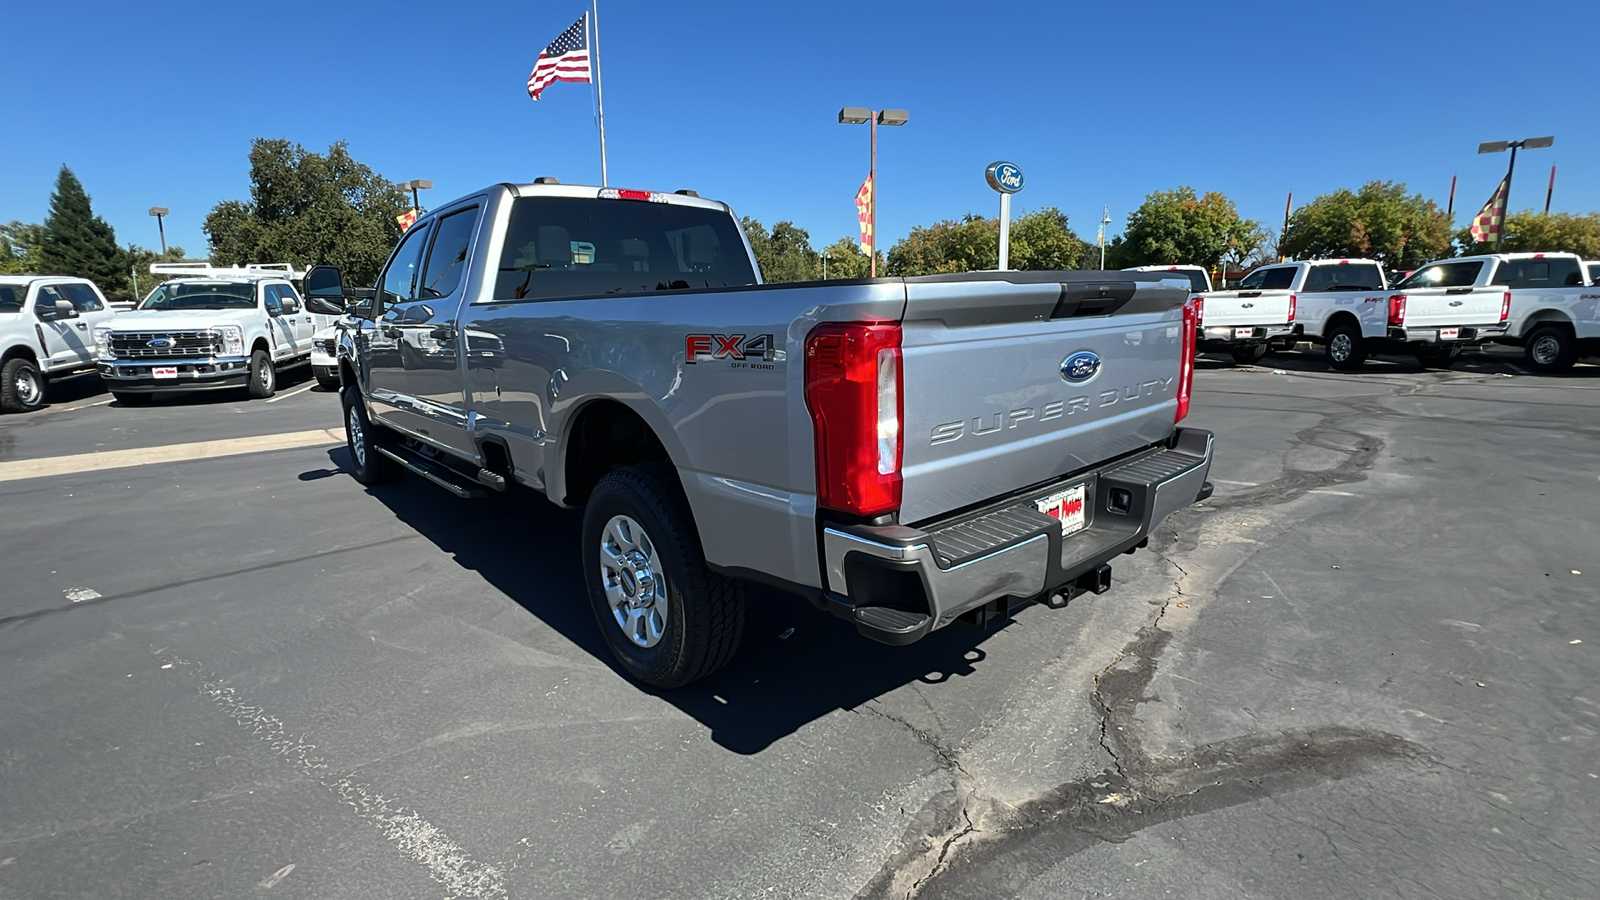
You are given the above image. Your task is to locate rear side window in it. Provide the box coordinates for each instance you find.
[494,197,759,301]
[1492,257,1583,288]
[1237,267,1296,291]
[1303,264,1384,292]
[1400,261,1483,289]
[421,207,479,299]
[58,282,105,311]
[0,284,24,314]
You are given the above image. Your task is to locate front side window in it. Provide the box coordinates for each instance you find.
[34,285,66,317]
[421,208,480,299]
[263,284,284,314]
[1400,261,1483,290]
[1587,263,1600,284]
[1303,264,1385,292]
[379,223,433,312]
[59,282,105,311]
[494,197,758,301]
[141,281,257,310]
[1237,267,1295,291]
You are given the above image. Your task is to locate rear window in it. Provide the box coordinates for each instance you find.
[494,197,758,301]
[1179,270,1209,292]
[1237,267,1295,291]
[1303,263,1384,292]
[0,284,24,314]
[1491,257,1583,289]
[1399,261,1483,290]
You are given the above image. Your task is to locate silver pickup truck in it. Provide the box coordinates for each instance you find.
[310,181,1215,687]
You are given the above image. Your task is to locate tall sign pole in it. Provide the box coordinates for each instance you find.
[869,115,877,277]
[1545,165,1556,215]
[985,161,1024,270]
[1447,174,1457,218]
[591,3,608,186]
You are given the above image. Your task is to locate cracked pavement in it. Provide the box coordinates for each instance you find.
[2,349,1598,899]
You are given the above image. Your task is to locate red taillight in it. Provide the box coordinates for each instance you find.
[1287,292,1297,323]
[1192,295,1205,324]
[1177,299,1198,423]
[1500,290,1511,322]
[805,323,903,517]
[1388,294,1407,326]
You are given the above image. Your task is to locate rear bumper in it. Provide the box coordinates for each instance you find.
[1387,323,1508,343]
[97,357,250,392]
[1199,324,1295,348]
[821,428,1214,645]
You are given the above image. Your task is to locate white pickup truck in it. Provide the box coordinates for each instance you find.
[0,276,119,413]
[1193,259,1390,367]
[1417,252,1600,373]
[94,272,334,403]
[1124,265,1212,293]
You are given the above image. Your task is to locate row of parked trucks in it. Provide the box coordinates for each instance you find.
[1131,253,1600,372]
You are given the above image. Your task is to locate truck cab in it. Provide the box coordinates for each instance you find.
[1424,252,1600,372]
[0,276,119,413]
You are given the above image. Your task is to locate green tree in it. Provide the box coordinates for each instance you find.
[203,139,410,286]
[887,208,1087,275]
[1105,187,1261,271]
[741,217,822,282]
[818,237,878,279]
[37,167,128,293]
[1452,211,1600,258]
[1279,181,1452,271]
[0,221,46,274]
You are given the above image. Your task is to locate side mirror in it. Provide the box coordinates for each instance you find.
[304,296,344,316]
[347,298,374,319]
[304,265,345,300]
[282,297,302,315]
[54,299,79,320]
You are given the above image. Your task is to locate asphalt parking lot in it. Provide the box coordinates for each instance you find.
[1,349,1597,900]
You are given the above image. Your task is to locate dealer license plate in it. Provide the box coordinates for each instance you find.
[1036,483,1087,538]
[152,367,178,379]
[1234,327,1254,339]
[1439,328,1460,341]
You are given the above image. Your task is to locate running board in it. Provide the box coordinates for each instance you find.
[375,446,486,498]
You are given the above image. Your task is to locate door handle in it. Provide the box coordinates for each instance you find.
[76,322,88,330]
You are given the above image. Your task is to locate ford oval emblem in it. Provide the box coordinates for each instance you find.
[984,161,1025,194]
[147,338,172,349]
[1061,351,1101,383]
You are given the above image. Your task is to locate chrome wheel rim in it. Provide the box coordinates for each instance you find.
[14,369,42,406]
[600,515,668,648]
[1329,333,1351,362]
[1531,335,1560,366]
[347,404,366,468]
[258,358,275,392]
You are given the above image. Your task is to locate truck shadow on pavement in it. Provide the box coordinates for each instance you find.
[337,447,1007,754]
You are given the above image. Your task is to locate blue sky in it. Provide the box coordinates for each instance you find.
[5,0,1597,260]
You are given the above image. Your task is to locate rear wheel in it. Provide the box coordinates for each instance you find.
[342,389,399,485]
[1230,344,1268,366]
[112,391,153,406]
[1416,345,1461,369]
[1,357,46,413]
[1324,324,1367,370]
[245,349,276,399]
[1524,325,1577,373]
[582,464,745,688]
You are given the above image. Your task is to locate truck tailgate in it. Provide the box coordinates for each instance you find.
[1200,290,1292,329]
[1401,287,1506,327]
[896,274,1188,525]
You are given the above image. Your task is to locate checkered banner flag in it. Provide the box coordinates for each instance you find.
[1470,175,1510,243]
[854,174,874,253]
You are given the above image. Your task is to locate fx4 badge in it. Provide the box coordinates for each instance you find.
[685,333,777,365]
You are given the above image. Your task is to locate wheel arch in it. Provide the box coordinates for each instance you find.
[556,397,686,508]
[2,343,40,367]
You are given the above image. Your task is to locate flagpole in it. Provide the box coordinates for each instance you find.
[1498,144,1517,252]
[591,2,608,186]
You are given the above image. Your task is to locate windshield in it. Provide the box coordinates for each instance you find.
[0,284,24,314]
[494,197,759,301]
[1398,261,1482,290]
[140,281,256,310]
[1237,267,1295,291]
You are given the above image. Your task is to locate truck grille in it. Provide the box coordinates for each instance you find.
[110,330,222,359]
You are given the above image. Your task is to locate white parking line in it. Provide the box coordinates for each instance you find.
[0,429,344,483]
[265,382,320,403]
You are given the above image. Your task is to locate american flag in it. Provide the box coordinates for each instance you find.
[1470,174,1510,243]
[855,174,874,253]
[527,14,591,101]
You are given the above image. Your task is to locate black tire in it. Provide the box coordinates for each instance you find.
[1,357,46,413]
[1416,345,1461,369]
[245,348,276,399]
[1230,344,1268,366]
[315,372,341,390]
[1324,323,1367,370]
[582,464,745,689]
[1267,337,1298,355]
[1524,325,1578,373]
[342,389,400,485]
[112,391,153,406]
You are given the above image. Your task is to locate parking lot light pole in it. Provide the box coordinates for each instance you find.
[1099,206,1111,270]
[1477,136,1553,250]
[402,179,434,215]
[148,207,169,256]
[839,108,909,277]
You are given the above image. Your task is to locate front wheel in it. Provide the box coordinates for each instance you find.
[245,349,276,399]
[1,357,46,413]
[342,390,399,485]
[1324,324,1367,370]
[1524,326,1577,373]
[582,464,745,688]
